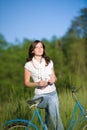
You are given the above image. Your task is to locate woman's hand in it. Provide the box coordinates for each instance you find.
[48,74,57,85]
[48,76,55,85]
[38,80,48,87]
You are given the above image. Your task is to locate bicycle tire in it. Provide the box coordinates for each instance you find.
[2,119,38,130]
[74,120,87,130]
[82,122,87,130]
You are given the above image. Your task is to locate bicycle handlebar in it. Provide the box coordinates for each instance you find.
[71,86,82,102]
[71,86,81,93]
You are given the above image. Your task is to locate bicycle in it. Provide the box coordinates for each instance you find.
[67,87,87,130]
[1,97,47,130]
[1,87,87,130]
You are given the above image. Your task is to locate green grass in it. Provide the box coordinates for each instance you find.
[59,87,87,129]
[0,87,87,130]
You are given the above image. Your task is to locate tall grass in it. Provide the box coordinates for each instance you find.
[59,87,87,129]
[0,86,87,129]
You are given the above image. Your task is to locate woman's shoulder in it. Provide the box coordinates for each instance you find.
[47,60,53,68]
[25,61,32,65]
[49,59,53,64]
[24,61,33,69]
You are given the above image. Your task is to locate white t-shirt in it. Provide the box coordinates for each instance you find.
[24,60,56,94]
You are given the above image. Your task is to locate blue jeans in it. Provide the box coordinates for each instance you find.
[34,91,64,130]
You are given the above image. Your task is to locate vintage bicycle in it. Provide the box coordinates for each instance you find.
[1,87,87,130]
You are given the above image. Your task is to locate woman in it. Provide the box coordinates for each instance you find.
[24,40,64,130]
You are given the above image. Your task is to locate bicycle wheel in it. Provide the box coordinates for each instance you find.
[2,119,38,130]
[82,121,87,130]
[74,120,87,130]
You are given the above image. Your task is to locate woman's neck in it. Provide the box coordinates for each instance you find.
[34,56,42,63]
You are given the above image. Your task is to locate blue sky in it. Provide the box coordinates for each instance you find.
[0,0,87,43]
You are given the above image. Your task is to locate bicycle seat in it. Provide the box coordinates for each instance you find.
[27,97,43,107]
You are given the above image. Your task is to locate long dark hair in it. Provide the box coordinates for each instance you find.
[26,40,50,65]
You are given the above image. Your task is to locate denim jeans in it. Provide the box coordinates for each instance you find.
[34,91,64,130]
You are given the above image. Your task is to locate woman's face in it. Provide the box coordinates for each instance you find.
[33,42,44,56]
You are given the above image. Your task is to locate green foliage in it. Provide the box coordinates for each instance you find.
[0,7,87,129]
[66,8,87,39]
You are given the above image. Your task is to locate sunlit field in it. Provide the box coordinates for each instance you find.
[59,87,87,129]
[0,86,87,130]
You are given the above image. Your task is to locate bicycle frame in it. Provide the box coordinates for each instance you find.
[1,108,46,130]
[30,108,46,130]
[67,92,87,130]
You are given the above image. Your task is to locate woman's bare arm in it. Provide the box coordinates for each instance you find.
[24,69,38,87]
[24,69,48,87]
[48,68,57,84]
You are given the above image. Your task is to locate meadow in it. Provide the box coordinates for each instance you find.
[0,85,87,129]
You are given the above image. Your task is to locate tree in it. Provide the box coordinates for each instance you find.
[0,34,7,50]
[66,8,87,39]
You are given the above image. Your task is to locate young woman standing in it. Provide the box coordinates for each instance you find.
[24,40,64,130]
